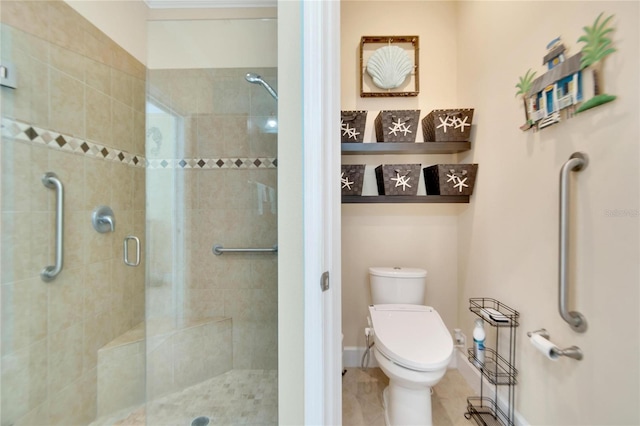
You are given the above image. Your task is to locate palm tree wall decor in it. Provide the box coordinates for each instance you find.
[515,69,537,128]
[577,12,617,112]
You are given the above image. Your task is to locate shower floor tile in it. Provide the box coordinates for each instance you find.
[146,369,277,426]
[93,369,277,426]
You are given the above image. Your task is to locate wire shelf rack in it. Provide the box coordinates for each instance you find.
[465,298,519,426]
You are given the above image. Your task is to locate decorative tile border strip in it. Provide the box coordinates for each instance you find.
[146,157,277,169]
[1,118,277,169]
[1,117,145,167]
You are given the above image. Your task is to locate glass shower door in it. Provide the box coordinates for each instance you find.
[144,18,278,425]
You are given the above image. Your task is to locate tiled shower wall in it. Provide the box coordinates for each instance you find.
[146,68,278,373]
[0,1,145,425]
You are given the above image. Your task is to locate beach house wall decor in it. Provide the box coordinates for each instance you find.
[516,13,617,131]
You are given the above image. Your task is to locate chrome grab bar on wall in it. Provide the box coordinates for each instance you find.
[124,235,141,267]
[212,244,278,256]
[559,152,588,333]
[41,172,64,282]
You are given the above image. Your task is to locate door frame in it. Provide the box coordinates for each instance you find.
[301,0,342,425]
[277,0,341,424]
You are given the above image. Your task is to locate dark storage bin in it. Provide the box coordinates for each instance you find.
[423,164,478,196]
[341,164,366,196]
[374,110,420,142]
[375,164,421,195]
[422,108,474,142]
[341,111,367,143]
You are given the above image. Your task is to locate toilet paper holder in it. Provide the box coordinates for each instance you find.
[527,329,583,361]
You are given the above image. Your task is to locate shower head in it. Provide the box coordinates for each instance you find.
[245,73,262,84]
[245,73,278,101]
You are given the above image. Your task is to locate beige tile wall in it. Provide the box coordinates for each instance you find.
[1,1,146,425]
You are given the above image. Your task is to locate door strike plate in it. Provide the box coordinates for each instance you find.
[321,271,330,292]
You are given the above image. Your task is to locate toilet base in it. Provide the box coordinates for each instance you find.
[382,380,433,426]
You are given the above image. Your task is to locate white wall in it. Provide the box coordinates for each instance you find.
[65,1,277,67]
[147,19,277,69]
[65,0,149,64]
[147,5,275,20]
[456,1,639,425]
[341,1,463,350]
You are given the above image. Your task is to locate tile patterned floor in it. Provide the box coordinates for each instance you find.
[146,369,278,426]
[342,367,475,426]
[93,370,278,426]
[96,367,473,426]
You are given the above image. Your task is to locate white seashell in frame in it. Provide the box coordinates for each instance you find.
[366,45,413,90]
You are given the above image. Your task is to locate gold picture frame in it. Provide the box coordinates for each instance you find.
[360,35,419,97]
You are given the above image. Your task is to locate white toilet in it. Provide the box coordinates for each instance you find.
[368,267,453,426]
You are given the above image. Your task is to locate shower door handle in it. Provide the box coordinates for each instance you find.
[124,235,141,267]
[41,172,64,282]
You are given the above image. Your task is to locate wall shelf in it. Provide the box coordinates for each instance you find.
[340,140,472,204]
[342,195,469,204]
[341,141,470,155]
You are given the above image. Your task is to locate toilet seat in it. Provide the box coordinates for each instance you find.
[369,304,453,372]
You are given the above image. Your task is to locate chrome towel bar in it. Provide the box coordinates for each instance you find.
[41,172,64,282]
[559,152,588,333]
[212,244,278,256]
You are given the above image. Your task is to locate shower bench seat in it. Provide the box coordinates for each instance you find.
[96,316,232,421]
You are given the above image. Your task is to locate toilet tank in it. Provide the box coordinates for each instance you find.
[369,267,427,305]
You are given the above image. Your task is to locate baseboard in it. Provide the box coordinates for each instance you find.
[343,346,379,368]
[456,349,529,426]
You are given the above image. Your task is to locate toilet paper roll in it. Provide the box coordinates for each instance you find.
[530,334,560,360]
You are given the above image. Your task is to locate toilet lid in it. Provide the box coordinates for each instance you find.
[369,304,453,372]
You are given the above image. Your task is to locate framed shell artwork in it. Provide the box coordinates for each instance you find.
[360,36,419,97]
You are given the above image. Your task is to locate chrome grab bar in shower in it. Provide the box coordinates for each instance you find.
[559,152,588,333]
[41,172,64,282]
[212,244,278,256]
[124,235,141,267]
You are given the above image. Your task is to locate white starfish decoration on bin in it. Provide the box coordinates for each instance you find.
[391,171,412,191]
[445,169,470,193]
[341,120,360,140]
[341,172,354,190]
[388,119,412,137]
[399,123,412,136]
[453,176,468,192]
[453,116,471,133]
[436,116,454,133]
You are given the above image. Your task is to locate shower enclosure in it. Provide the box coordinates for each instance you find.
[1,3,278,425]
[143,16,279,425]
